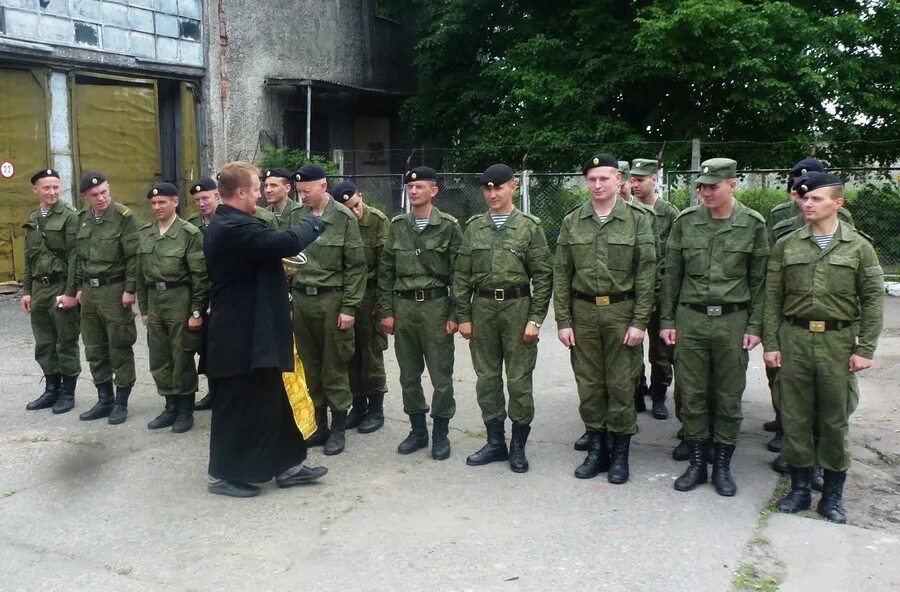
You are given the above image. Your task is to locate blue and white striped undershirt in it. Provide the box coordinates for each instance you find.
[39,208,50,218]
[814,233,833,249]
[415,218,429,230]
[490,213,510,228]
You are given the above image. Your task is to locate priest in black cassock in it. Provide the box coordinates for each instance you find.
[203,161,326,497]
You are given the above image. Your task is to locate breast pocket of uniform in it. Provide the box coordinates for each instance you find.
[92,234,122,262]
[681,239,710,277]
[606,235,635,271]
[42,217,67,251]
[567,236,596,271]
[308,232,344,271]
[782,252,814,293]
[826,255,859,294]
[394,245,419,276]
[721,238,754,278]
[76,225,92,259]
[158,243,187,269]
[471,245,493,273]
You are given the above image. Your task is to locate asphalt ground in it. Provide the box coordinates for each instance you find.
[0,296,897,591]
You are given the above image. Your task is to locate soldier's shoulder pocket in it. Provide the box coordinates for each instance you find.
[864,265,883,277]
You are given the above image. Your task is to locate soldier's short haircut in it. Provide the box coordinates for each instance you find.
[218,161,260,199]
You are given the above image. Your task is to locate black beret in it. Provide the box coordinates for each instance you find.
[582,154,618,175]
[79,172,107,193]
[189,178,217,194]
[788,158,826,192]
[404,166,438,184]
[146,182,179,199]
[331,181,359,204]
[31,168,60,185]
[480,164,514,188]
[793,171,844,196]
[294,163,327,182]
[263,167,292,181]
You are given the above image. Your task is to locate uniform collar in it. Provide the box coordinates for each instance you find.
[578,198,624,220]
[318,196,337,223]
[409,205,442,227]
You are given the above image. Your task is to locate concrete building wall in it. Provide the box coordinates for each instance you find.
[203,0,414,169]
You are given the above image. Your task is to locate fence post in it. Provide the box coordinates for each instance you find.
[520,169,531,214]
[691,138,701,206]
[402,174,410,214]
[332,149,345,175]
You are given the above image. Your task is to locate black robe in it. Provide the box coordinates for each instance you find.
[203,204,322,482]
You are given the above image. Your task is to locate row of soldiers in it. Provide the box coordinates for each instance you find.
[21,153,882,523]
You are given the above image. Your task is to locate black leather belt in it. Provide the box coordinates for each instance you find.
[35,273,64,287]
[575,291,634,306]
[684,303,747,317]
[394,287,449,301]
[790,317,851,333]
[476,284,530,301]
[294,285,343,296]
[85,273,125,288]
[148,281,187,291]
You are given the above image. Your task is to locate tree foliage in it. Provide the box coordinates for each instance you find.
[401,0,900,171]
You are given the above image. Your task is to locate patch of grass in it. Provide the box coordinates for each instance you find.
[3,490,16,498]
[733,564,781,591]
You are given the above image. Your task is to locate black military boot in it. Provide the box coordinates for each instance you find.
[674,441,708,491]
[358,393,385,434]
[172,394,196,433]
[650,383,669,420]
[771,455,790,474]
[466,420,509,466]
[672,438,690,461]
[26,374,61,410]
[53,375,77,414]
[767,431,782,453]
[79,382,114,421]
[608,433,631,484]
[703,437,716,465]
[107,385,131,425]
[345,396,368,430]
[147,396,178,429]
[324,409,348,455]
[776,465,812,513]
[194,382,214,411]
[711,443,737,496]
[634,376,648,412]
[397,412,429,454]
[432,416,451,461]
[305,406,330,447]
[811,465,824,492]
[508,423,531,473]
[816,469,847,524]
[574,430,610,479]
[574,429,590,451]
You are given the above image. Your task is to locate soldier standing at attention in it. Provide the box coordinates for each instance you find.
[660,158,769,496]
[136,183,209,432]
[631,158,679,421]
[187,178,219,411]
[290,164,366,455]
[264,168,304,230]
[74,173,139,423]
[555,154,656,484]
[378,167,463,461]
[21,169,81,414]
[331,180,390,434]
[454,164,553,473]
[764,172,883,524]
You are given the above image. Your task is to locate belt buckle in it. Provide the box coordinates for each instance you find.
[305,286,318,296]
[595,295,610,307]
[706,305,723,317]
[809,320,826,333]
[155,281,167,291]
[414,290,425,302]
[40,276,51,286]
[494,289,505,301]
[89,278,100,288]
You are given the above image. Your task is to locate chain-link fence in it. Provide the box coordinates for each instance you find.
[330,168,900,279]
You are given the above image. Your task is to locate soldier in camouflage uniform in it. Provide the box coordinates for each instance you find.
[74,173,139,423]
[764,171,883,524]
[555,154,657,484]
[660,158,769,497]
[21,169,81,414]
[290,164,366,456]
[332,180,390,434]
[454,164,553,473]
[263,168,304,230]
[136,183,209,432]
[378,166,463,461]
[186,178,219,411]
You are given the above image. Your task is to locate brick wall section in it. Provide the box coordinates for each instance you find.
[0,0,203,67]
